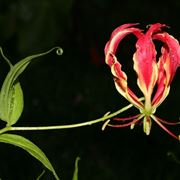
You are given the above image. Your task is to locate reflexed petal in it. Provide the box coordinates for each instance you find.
[105,24,143,108]
[104,23,141,57]
[153,32,180,83]
[152,32,180,107]
[133,24,165,98]
[152,47,170,107]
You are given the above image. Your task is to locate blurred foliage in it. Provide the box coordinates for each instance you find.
[0,0,74,54]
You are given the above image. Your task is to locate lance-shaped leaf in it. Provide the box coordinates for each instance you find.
[0,47,63,126]
[0,133,60,180]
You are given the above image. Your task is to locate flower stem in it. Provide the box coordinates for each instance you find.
[0,103,133,134]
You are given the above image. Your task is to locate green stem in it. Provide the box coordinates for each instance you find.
[0,126,11,134]
[0,103,133,134]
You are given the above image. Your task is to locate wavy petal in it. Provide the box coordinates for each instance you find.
[104,23,140,57]
[153,32,180,83]
[133,24,166,110]
[105,24,143,108]
[152,47,170,107]
[133,24,165,97]
[152,32,180,107]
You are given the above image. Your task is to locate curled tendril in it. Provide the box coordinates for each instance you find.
[56,48,63,56]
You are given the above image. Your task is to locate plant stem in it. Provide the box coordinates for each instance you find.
[0,103,133,133]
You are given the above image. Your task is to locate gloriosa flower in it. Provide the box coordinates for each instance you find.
[105,23,180,140]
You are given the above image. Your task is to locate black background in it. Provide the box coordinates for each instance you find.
[0,0,180,179]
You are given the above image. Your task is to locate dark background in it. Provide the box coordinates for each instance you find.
[0,0,180,179]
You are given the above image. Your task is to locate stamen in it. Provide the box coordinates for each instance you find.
[154,116,180,126]
[108,118,140,128]
[113,114,140,121]
[151,115,179,140]
[101,120,111,131]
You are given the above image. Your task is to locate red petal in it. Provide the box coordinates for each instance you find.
[152,47,169,106]
[152,32,180,107]
[133,24,165,97]
[105,23,143,108]
[104,23,140,57]
[153,32,180,84]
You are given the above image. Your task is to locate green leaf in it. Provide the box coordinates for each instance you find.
[4,81,24,126]
[0,47,63,125]
[0,133,60,180]
[72,157,80,180]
